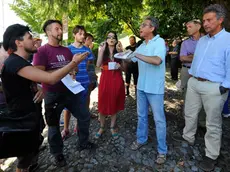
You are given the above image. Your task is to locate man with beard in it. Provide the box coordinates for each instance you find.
[130,16,167,165]
[1,24,88,172]
[33,20,96,167]
[125,36,138,95]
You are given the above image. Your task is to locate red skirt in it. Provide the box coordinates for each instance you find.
[98,69,125,115]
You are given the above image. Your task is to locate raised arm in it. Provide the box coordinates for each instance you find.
[18,52,89,85]
[96,43,105,67]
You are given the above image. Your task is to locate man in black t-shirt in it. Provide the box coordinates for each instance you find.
[125,36,139,95]
[1,24,43,172]
[1,23,89,172]
[168,40,180,80]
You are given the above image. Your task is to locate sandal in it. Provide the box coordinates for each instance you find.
[90,113,98,119]
[155,154,166,164]
[130,140,147,150]
[73,123,78,133]
[95,126,104,139]
[110,127,119,140]
[61,129,70,141]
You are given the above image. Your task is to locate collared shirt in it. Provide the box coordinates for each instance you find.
[189,29,230,88]
[132,34,166,94]
[180,37,199,67]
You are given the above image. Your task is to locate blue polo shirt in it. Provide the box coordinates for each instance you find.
[68,45,94,86]
[133,35,166,94]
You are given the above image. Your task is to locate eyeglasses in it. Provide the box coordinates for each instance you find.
[140,23,152,28]
[107,36,116,40]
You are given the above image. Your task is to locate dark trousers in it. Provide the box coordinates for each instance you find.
[125,72,138,85]
[44,90,90,156]
[170,58,179,80]
[125,63,139,85]
[35,102,45,134]
[223,91,230,114]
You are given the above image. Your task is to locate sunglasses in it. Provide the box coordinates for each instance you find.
[107,36,116,40]
[140,23,152,28]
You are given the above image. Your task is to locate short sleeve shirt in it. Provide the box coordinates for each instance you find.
[134,35,166,94]
[1,53,36,113]
[33,44,73,92]
[180,37,199,67]
[68,45,94,86]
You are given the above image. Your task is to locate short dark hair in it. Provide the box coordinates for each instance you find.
[129,35,136,41]
[85,33,94,41]
[42,19,62,33]
[72,25,86,35]
[203,4,226,26]
[3,24,31,52]
[145,16,159,36]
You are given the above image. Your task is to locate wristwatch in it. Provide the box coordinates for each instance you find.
[219,86,228,95]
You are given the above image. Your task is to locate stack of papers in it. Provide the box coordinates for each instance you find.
[61,74,85,94]
[114,50,134,60]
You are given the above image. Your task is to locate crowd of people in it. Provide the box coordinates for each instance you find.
[0,3,229,172]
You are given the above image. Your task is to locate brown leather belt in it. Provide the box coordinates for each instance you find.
[193,76,209,82]
[182,65,190,69]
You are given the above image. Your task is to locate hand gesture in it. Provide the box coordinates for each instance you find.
[115,63,121,69]
[33,86,44,103]
[116,41,123,52]
[99,42,106,52]
[72,52,89,64]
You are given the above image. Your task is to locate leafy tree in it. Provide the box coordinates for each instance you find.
[10,0,63,33]
[11,0,230,43]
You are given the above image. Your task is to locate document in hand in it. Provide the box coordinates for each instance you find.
[114,50,134,60]
[61,74,85,94]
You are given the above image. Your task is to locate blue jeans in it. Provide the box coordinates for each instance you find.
[44,90,90,156]
[223,91,230,114]
[136,89,167,154]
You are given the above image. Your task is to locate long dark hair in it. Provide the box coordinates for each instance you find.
[102,31,118,61]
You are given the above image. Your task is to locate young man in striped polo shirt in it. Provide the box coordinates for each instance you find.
[61,25,94,139]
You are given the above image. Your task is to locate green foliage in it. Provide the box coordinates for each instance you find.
[10,0,63,33]
[11,0,230,43]
[146,0,203,38]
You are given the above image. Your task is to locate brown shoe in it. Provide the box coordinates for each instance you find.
[155,154,166,164]
[130,140,147,150]
[172,132,194,146]
[199,156,216,171]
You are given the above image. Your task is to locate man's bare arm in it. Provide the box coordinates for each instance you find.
[135,53,162,65]
[168,51,178,55]
[180,54,193,63]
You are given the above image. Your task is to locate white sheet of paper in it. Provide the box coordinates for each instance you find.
[61,74,85,94]
[114,50,133,60]
[108,62,117,70]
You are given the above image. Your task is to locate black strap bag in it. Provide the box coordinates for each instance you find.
[0,110,40,159]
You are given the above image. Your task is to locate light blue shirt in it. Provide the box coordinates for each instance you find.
[132,35,166,94]
[189,29,230,88]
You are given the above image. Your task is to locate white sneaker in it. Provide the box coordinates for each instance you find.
[223,113,230,118]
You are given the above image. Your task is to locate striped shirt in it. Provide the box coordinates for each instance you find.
[68,45,94,86]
